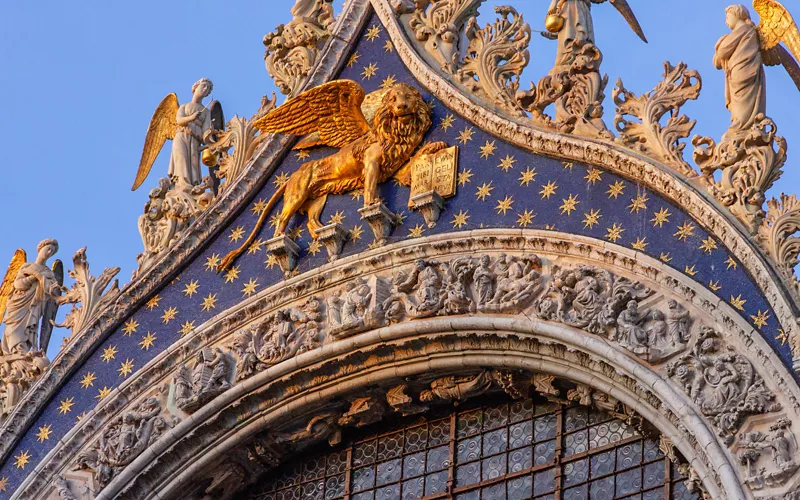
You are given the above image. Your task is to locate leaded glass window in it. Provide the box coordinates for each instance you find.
[248,395,699,500]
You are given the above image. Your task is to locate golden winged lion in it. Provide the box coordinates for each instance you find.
[714,1,800,137]
[219,80,446,271]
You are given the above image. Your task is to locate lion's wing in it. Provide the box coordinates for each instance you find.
[253,80,370,149]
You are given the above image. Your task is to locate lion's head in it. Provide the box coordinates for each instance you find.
[371,83,433,169]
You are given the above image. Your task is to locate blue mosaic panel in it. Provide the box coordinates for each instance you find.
[0,12,791,495]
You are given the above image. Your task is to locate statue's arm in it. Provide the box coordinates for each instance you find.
[175,106,198,126]
[13,268,37,291]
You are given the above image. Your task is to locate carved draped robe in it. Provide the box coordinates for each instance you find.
[552,0,594,72]
[1,262,57,354]
[168,102,212,186]
[713,22,766,139]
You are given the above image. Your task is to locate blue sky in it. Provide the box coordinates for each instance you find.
[1,0,799,357]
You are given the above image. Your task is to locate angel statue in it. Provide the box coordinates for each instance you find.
[131,78,224,191]
[535,0,646,138]
[0,239,64,355]
[713,2,800,140]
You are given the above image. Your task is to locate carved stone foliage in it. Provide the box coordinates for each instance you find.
[693,114,787,234]
[54,247,121,337]
[613,62,702,177]
[758,193,800,301]
[207,114,270,193]
[263,0,335,96]
[172,347,232,414]
[135,176,215,276]
[456,6,530,117]
[228,297,325,381]
[667,326,782,444]
[0,350,49,423]
[74,396,176,489]
[408,0,482,73]
[517,40,611,139]
[739,417,799,490]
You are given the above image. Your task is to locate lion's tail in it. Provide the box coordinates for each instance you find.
[218,183,287,273]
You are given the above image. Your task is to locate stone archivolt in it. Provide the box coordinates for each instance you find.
[26,233,798,499]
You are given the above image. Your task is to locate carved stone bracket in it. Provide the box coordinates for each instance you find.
[265,235,301,276]
[693,114,786,234]
[315,223,348,262]
[358,202,395,245]
[613,61,702,177]
[410,190,444,228]
[386,384,428,415]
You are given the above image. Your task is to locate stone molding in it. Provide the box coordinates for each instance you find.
[17,229,800,500]
[5,0,800,485]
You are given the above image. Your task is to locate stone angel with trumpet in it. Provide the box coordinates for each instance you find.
[219,79,447,271]
[714,1,800,139]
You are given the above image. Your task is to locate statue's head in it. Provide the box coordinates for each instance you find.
[191,78,213,99]
[725,5,752,30]
[37,238,58,260]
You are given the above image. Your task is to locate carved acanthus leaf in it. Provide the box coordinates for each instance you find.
[55,247,121,336]
[408,0,482,73]
[208,115,269,192]
[613,62,702,177]
[456,6,530,117]
[758,193,800,300]
[693,114,787,233]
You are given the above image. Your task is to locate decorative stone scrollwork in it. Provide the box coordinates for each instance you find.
[54,247,121,337]
[739,417,799,490]
[758,193,800,301]
[456,6,530,117]
[74,397,176,489]
[207,114,270,193]
[228,297,324,381]
[263,0,335,96]
[517,40,610,139]
[172,347,232,414]
[135,176,215,275]
[667,325,781,444]
[693,114,787,233]
[613,61,702,177]
[407,0,482,73]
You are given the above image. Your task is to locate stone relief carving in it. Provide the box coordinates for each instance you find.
[135,175,215,276]
[739,417,799,490]
[54,247,121,337]
[758,193,800,301]
[327,277,387,337]
[74,396,176,489]
[613,61,702,177]
[229,297,324,381]
[408,0,481,73]
[667,325,781,444]
[457,6,530,116]
[172,347,232,413]
[263,0,335,96]
[338,396,386,427]
[207,113,272,193]
[531,264,691,362]
[386,384,428,415]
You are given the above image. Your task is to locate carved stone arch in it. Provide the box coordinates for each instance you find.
[26,230,800,500]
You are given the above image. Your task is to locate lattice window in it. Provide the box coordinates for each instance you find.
[249,395,698,500]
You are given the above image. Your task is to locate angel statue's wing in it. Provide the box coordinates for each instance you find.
[38,259,63,352]
[207,100,226,193]
[0,249,26,326]
[131,93,180,191]
[253,80,371,149]
[598,0,647,43]
[754,0,800,91]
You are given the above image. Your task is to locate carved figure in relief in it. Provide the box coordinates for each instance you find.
[228,298,325,381]
[616,300,650,351]
[420,371,494,402]
[667,299,691,345]
[739,417,798,489]
[472,254,495,305]
[54,476,78,500]
[328,278,372,333]
[173,348,232,413]
[219,80,446,271]
[667,326,781,444]
[75,397,174,488]
[443,258,475,315]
